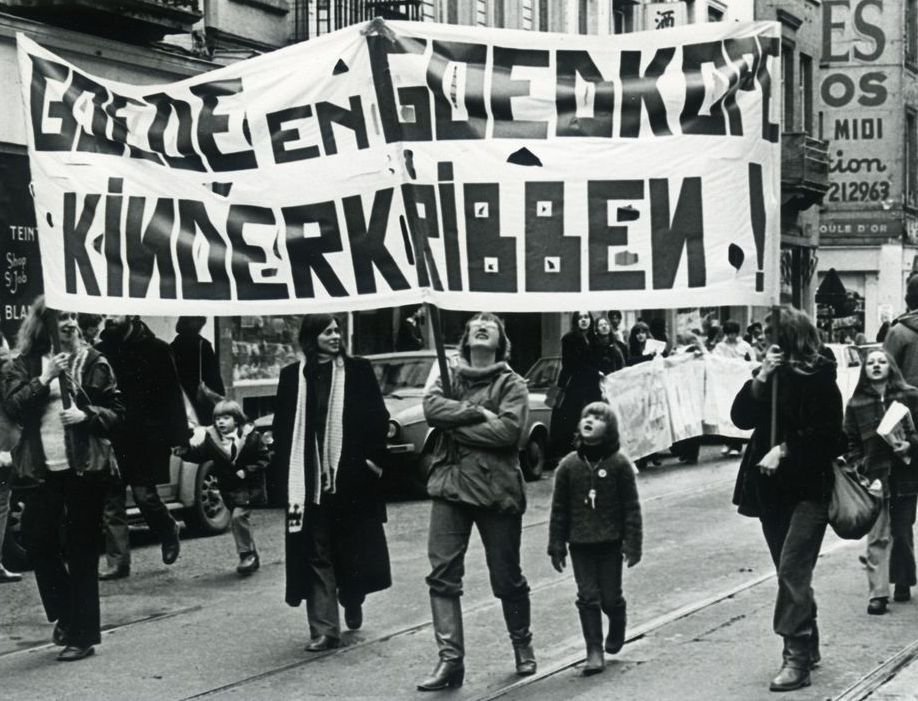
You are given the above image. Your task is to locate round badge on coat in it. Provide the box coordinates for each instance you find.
[598,469,607,478]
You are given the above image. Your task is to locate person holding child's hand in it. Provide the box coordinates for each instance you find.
[178,400,269,576]
[547,402,643,676]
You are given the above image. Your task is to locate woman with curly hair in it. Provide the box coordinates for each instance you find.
[731,306,845,692]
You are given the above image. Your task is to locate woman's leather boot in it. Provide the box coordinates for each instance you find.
[417,595,465,691]
[501,597,537,675]
[605,602,627,654]
[578,608,605,675]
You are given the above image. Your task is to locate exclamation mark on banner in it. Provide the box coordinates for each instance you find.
[748,163,766,292]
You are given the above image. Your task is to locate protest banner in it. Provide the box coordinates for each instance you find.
[602,356,673,460]
[17,19,782,315]
[601,353,752,460]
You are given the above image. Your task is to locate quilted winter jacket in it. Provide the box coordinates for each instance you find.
[423,360,529,514]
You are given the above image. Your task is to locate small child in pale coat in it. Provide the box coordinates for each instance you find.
[180,400,270,575]
[548,402,643,675]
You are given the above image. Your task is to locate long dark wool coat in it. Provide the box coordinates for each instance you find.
[272,356,391,607]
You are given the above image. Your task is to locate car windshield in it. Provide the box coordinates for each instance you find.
[525,358,560,390]
[372,357,435,395]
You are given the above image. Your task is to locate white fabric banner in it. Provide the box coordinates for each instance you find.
[17,19,782,315]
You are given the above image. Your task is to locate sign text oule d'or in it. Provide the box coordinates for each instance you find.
[18,19,782,315]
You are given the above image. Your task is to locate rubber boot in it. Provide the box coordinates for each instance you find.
[502,597,537,676]
[578,608,605,675]
[417,595,465,691]
[605,602,627,654]
[769,636,811,692]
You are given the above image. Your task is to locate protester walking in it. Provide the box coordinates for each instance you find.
[626,321,656,366]
[593,316,626,376]
[550,311,601,462]
[731,306,845,692]
[170,316,225,426]
[715,320,755,457]
[178,400,270,576]
[844,349,918,613]
[96,316,188,580]
[0,333,22,584]
[548,402,642,675]
[883,276,918,387]
[417,312,536,691]
[272,314,391,651]
[1,299,124,661]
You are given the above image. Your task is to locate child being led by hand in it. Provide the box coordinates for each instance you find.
[177,400,270,576]
[547,402,643,676]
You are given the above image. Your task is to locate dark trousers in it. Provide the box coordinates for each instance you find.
[102,444,177,567]
[570,542,624,613]
[304,502,365,638]
[760,499,828,639]
[23,471,106,647]
[890,494,918,587]
[426,499,529,601]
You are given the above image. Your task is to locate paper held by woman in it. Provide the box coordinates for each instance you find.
[876,400,916,465]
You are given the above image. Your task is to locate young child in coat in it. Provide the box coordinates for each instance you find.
[548,401,643,675]
[181,400,270,575]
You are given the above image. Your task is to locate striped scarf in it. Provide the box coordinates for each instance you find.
[287,356,346,533]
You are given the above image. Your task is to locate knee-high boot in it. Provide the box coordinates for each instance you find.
[579,608,605,675]
[605,602,627,654]
[501,597,537,676]
[417,595,465,691]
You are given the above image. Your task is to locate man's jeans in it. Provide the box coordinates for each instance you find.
[0,483,11,556]
[760,499,828,638]
[102,480,177,568]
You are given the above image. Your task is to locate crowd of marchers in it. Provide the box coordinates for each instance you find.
[3,283,918,694]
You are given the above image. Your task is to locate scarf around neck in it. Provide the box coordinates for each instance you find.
[287,356,346,532]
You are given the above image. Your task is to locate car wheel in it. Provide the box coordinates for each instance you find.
[186,461,231,535]
[520,434,547,482]
[1,494,30,572]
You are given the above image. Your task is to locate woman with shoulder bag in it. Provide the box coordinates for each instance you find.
[0,298,124,661]
[844,349,918,614]
[730,306,845,692]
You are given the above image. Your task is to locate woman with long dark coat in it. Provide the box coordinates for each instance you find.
[549,311,601,462]
[272,314,391,651]
[1,298,124,661]
[731,306,845,692]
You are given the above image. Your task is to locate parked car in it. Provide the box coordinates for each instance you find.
[254,350,555,501]
[2,454,231,573]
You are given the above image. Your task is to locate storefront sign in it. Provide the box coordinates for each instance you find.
[0,152,42,343]
[17,19,781,315]
[817,218,903,238]
[821,1,897,211]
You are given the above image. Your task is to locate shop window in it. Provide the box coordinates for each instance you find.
[229,316,303,384]
[612,0,635,33]
[799,53,813,135]
[908,0,918,69]
[908,109,918,209]
[782,42,794,131]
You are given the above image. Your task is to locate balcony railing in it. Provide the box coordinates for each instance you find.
[2,0,203,42]
[781,132,830,209]
[293,0,423,43]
